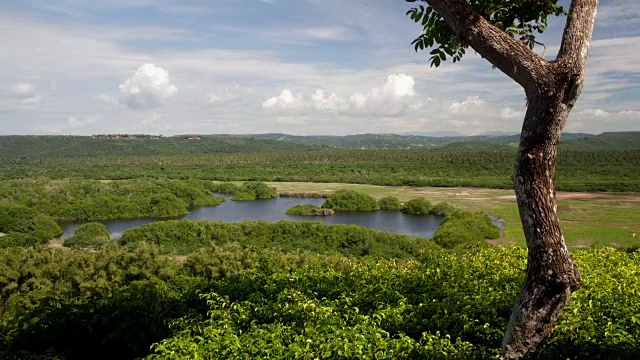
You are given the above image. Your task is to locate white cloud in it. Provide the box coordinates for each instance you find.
[118,64,177,109]
[262,73,417,117]
[501,107,525,119]
[262,89,307,115]
[9,83,42,104]
[449,96,485,113]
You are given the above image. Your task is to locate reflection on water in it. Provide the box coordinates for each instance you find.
[61,196,442,239]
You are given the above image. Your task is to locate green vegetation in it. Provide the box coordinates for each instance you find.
[285,204,334,216]
[120,220,430,257]
[0,179,225,221]
[74,222,110,239]
[378,196,402,210]
[2,139,638,193]
[211,181,241,195]
[2,242,636,359]
[401,197,433,215]
[0,135,638,358]
[433,212,501,249]
[64,222,111,249]
[0,233,40,249]
[214,181,278,201]
[322,189,380,211]
[0,204,63,244]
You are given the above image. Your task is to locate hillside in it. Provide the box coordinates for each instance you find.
[0,135,317,161]
[240,132,640,150]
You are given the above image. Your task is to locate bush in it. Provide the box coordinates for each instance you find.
[430,202,459,216]
[285,204,334,216]
[432,211,500,249]
[119,220,431,257]
[378,196,402,210]
[211,182,241,195]
[0,204,62,243]
[148,193,188,217]
[0,233,40,248]
[74,222,110,240]
[322,189,379,211]
[64,234,110,249]
[400,198,433,215]
[230,190,257,201]
[241,182,277,199]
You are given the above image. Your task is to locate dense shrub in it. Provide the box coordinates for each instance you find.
[0,233,40,248]
[378,196,402,210]
[0,179,225,222]
[430,202,459,216]
[321,189,379,211]
[285,204,334,216]
[241,181,277,199]
[211,182,241,195]
[227,182,277,201]
[119,220,432,257]
[1,241,639,360]
[401,197,433,215]
[0,204,62,243]
[74,222,110,239]
[432,211,500,248]
[63,234,109,249]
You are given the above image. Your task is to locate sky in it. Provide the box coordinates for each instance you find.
[0,0,638,136]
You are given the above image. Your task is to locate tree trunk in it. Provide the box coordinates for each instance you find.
[501,93,582,358]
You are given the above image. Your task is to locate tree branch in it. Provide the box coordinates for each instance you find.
[423,0,551,92]
[556,0,599,68]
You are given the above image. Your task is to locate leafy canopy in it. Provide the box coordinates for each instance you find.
[406,0,565,67]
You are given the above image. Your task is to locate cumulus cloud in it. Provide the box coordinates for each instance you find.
[262,73,417,117]
[449,96,484,113]
[118,64,177,109]
[9,83,42,104]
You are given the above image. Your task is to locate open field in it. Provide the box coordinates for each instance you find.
[267,182,640,250]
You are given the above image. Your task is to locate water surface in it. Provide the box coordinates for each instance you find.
[61,196,442,239]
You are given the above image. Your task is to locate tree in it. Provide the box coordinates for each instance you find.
[406,0,598,358]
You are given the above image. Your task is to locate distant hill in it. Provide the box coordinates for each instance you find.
[237,132,640,151]
[0,135,317,161]
[2,132,638,162]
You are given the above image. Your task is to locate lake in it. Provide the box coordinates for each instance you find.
[60,196,443,239]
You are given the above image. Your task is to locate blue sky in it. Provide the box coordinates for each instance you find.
[0,0,638,135]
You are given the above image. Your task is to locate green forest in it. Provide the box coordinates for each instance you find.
[1,135,639,192]
[0,135,639,359]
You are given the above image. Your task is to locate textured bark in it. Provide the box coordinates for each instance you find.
[421,0,599,357]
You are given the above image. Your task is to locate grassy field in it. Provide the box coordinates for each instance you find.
[266,182,640,250]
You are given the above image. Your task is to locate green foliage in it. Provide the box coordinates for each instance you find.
[401,197,433,215]
[242,181,278,199]
[378,196,402,210]
[1,240,639,359]
[0,204,62,244]
[65,222,111,250]
[230,190,257,201]
[541,249,640,358]
[406,0,565,67]
[74,222,110,239]
[0,179,225,221]
[119,220,432,257]
[0,233,40,249]
[211,182,241,195]
[227,182,277,201]
[1,147,638,193]
[322,189,380,211]
[285,204,334,216]
[430,201,459,216]
[432,211,500,249]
